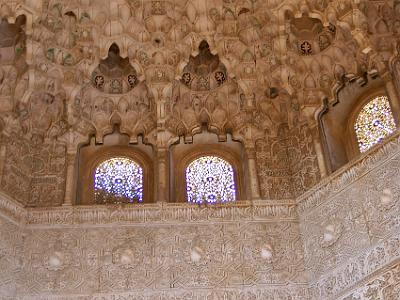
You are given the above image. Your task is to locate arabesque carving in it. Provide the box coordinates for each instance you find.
[0,0,399,299]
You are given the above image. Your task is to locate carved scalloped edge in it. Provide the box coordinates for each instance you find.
[18,284,310,300]
[0,193,298,226]
[309,231,400,300]
[24,202,298,227]
[297,131,400,215]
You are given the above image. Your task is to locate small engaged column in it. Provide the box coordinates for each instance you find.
[310,124,328,178]
[246,147,261,200]
[157,148,168,203]
[63,151,77,206]
[0,144,6,183]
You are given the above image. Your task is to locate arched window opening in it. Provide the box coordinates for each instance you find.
[185,156,237,204]
[354,95,396,153]
[94,157,143,204]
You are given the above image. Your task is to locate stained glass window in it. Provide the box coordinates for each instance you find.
[354,96,396,153]
[94,157,143,204]
[186,156,236,204]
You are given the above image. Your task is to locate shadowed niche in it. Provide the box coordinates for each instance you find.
[91,43,138,94]
[287,15,336,55]
[181,40,227,91]
[0,15,26,64]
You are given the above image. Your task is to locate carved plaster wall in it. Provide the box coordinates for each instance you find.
[0,196,308,299]
[0,217,23,299]
[0,0,400,299]
[0,133,399,299]
[1,136,66,207]
[298,133,400,300]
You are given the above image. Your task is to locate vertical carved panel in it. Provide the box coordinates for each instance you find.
[288,124,321,196]
[256,124,320,200]
[1,136,31,204]
[256,136,293,199]
[1,137,66,207]
[29,142,66,207]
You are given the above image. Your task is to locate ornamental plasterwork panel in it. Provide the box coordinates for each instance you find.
[0,130,398,299]
[309,233,400,300]
[17,219,306,298]
[256,123,320,200]
[2,0,399,208]
[0,0,400,299]
[301,186,371,280]
[1,136,66,207]
[298,134,400,299]
[18,286,310,300]
[338,262,400,300]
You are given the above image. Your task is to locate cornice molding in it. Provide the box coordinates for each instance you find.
[18,284,310,300]
[0,194,298,227]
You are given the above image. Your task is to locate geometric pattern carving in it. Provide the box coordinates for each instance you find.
[1,122,400,300]
[0,0,400,298]
[4,208,306,298]
[299,133,400,299]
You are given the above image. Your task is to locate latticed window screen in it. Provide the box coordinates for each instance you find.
[185,156,237,204]
[94,157,143,204]
[354,96,396,153]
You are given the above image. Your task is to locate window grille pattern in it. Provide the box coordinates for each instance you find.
[354,96,396,153]
[186,156,236,204]
[94,157,143,204]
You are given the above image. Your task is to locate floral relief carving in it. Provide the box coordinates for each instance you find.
[0,117,398,300]
[0,0,399,299]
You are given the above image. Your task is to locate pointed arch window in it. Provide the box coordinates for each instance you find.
[354,95,396,153]
[94,157,143,204]
[185,156,237,204]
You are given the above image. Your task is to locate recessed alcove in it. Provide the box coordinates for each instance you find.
[320,76,399,172]
[76,129,155,205]
[169,128,248,203]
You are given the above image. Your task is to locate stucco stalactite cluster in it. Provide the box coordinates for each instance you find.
[0,0,400,299]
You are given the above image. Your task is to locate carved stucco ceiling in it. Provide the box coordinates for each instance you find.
[0,0,398,145]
